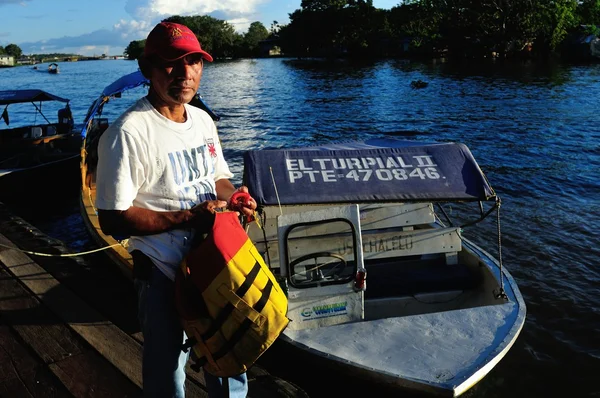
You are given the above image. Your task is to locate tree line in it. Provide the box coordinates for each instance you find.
[125,15,275,60]
[124,0,600,61]
[6,0,595,62]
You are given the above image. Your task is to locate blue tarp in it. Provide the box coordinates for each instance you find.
[243,139,496,204]
[0,89,69,106]
[80,71,148,138]
[101,70,148,98]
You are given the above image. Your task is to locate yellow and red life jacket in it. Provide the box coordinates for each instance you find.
[175,211,289,377]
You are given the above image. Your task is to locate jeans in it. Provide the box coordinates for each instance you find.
[134,263,248,398]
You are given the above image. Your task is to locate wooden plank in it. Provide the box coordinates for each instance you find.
[0,265,140,397]
[0,325,71,398]
[49,351,140,398]
[0,233,144,389]
[0,266,83,364]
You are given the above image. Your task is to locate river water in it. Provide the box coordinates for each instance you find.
[1,58,599,397]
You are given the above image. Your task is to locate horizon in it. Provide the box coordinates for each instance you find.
[0,1,400,57]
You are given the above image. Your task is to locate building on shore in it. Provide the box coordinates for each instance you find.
[16,57,37,65]
[259,39,282,57]
[0,55,15,67]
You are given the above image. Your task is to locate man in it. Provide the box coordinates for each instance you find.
[57,102,74,134]
[95,21,255,397]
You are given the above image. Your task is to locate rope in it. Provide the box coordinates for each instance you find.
[260,209,273,270]
[494,197,507,300]
[269,166,283,216]
[0,241,123,257]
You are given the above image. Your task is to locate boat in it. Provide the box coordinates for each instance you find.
[242,139,526,396]
[48,63,59,74]
[79,71,220,275]
[80,72,526,397]
[0,89,82,205]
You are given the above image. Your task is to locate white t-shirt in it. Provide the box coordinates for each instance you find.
[95,97,233,280]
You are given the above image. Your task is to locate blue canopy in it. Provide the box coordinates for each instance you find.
[243,138,496,204]
[0,89,69,106]
[80,71,148,137]
[101,70,148,98]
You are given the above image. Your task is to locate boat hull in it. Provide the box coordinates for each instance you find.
[271,240,525,397]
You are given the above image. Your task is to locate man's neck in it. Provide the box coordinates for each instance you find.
[147,91,187,123]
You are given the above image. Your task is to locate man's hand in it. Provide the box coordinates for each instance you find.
[227,186,257,221]
[189,200,227,232]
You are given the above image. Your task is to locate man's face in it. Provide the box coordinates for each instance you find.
[149,53,204,106]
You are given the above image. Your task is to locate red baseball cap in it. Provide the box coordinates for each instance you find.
[144,22,213,62]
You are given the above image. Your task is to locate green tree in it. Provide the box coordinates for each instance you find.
[244,22,270,56]
[536,0,578,51]
[301,0,348,11]
[124,39,145,60]
[0,46,4,55]
[389,2,441,54]
[577,0,600,28]
[4,44,22,58]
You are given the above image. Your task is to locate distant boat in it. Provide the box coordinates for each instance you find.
[411,79,428,89]
[0,89,82,206]
[48,63,59,74]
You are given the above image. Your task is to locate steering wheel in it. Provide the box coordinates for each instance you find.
[289,251,347,281]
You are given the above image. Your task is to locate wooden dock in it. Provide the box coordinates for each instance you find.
[0,202,307,398]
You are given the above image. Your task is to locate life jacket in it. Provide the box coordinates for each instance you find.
[175,211,289,377]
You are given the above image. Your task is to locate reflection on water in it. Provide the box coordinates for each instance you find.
[1,58,599,398]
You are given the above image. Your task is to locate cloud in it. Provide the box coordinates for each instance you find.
[226,18,253,33]
[0,0,32,6]
[113,19,153,40]
[18,19,152,55]
[12,0,271,55]
[125,0,268,27]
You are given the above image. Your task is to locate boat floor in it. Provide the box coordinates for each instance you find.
[284,302,519,387]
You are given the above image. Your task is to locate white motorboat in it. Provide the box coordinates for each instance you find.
[242,139,526,397]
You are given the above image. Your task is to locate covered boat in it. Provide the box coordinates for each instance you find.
[0,89,81,205]
[48,63,59,74]
[242,139,526,396]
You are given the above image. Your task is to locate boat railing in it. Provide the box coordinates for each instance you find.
[249,202,461,268]
[1,124,58,143]
[248,202,481,302]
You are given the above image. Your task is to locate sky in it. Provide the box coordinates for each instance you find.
[0,0,401,56]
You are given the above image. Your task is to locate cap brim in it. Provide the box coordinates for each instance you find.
[148,47,213,63]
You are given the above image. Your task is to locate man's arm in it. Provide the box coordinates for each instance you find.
[98,202,222,237]
[215,178,237,202]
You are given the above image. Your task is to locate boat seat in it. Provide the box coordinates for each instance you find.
[364,260,481,299]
